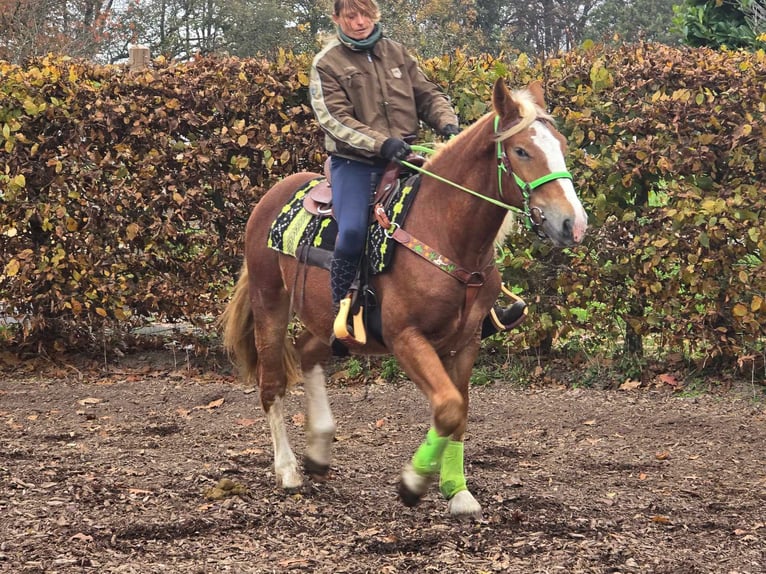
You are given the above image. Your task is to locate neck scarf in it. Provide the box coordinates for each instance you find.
[337,23,382,51]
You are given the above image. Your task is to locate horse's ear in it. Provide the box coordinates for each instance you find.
[492,77,520,123]
[527,80,546,109]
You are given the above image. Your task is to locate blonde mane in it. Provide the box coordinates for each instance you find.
[426,86,553,168]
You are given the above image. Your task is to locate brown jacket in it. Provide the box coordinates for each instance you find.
[310,35,458,162]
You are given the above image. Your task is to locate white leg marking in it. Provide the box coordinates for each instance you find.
[267,396,303,489]
[303,365,336,467]
[447,490,482,518]
[401,462,437,497]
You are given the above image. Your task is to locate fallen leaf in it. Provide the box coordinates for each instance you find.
[278,559,311,568]
[620,379,641,390]
[78,397,103,406]
[194,398,224,410]
[69,533,94,543]
[375,418,386,428]
[6,418,24,431]
[292,412,305,426]
[657,373,680,387]
[235,418,258,427]
[651,515,671,524]
[583,419,596,426]
[226,448,264,457]
[127,488,153,495]
[655,451,671,460]
[638,472,647,480]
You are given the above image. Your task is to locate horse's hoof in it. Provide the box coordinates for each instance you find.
[303,457,331,482]
[398,480,422,507]
[398,462,435,507]
[447,490,482,518]
[276,467,304,491]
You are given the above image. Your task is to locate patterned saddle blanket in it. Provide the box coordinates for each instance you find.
[267,175,421,274]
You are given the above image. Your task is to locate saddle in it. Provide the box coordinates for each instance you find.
[302,155,426,217]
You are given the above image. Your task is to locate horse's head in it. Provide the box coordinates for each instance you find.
[492,79,588,246]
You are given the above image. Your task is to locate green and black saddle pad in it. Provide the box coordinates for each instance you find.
[268,175,421,274]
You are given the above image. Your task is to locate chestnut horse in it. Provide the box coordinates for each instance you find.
[220,78,587,518]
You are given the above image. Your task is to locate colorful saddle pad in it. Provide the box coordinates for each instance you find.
[268,175,420,274]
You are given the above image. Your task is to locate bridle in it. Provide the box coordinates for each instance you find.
[493,115,573,236]
[402,114,574,238]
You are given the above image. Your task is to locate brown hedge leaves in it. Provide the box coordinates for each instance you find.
[1,45,764,365]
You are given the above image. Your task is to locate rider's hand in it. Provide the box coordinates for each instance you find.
[380,138,412,162]
[440,124,461,139]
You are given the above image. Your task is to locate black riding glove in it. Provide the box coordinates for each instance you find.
[380,138,411,162]
[440,124,461,139]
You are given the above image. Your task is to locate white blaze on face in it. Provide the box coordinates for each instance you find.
[531,122,588,242]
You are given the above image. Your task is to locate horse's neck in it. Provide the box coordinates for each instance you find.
[414,136,509,269]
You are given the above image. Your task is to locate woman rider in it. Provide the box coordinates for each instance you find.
[309,0,524,342]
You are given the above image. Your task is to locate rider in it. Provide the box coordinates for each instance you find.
[309,0,524,342]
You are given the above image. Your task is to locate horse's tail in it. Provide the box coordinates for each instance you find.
[219,262,302,389]
[220,264,259,385]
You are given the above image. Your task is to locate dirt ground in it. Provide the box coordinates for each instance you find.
[1,350,765,574]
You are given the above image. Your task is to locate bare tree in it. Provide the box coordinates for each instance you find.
[0,0,123,63]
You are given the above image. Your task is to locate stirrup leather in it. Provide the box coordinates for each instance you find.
[333,294,367,345]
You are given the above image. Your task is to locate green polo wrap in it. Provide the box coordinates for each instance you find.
[439,439,468,499]
[411,428,448,475]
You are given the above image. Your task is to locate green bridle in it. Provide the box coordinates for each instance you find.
[401,115,574,233]
[494,115,573,231]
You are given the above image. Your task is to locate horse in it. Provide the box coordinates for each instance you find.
[220,78,588,518]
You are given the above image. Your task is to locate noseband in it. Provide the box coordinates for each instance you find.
[494,115,573,236]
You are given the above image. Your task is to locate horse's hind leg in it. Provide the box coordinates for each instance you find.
[265,388,303,490]
[295,331,335,479]
[250,271,304,490]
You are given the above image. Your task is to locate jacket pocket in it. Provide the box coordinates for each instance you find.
[339,69,377,122]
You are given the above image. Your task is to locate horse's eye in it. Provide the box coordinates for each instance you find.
[514,147,529,159]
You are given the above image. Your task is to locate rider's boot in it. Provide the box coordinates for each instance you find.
[480,292,527,339]
[330,254,358,353]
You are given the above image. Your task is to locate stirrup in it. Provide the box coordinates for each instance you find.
[333,294,367,345]
[492,284,528,331]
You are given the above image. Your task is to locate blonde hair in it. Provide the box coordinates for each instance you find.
[334,0,381,20]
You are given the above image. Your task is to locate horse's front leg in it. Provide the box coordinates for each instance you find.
[440,433,482,517]
[439,339,482,517]
[391,329,468,511]
[400,425,481,517]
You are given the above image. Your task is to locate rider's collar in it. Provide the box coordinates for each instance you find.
[337,23,382,52]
